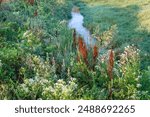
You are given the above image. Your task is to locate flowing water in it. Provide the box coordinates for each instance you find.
[68,11,96,46]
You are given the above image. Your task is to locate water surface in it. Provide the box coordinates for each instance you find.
[68,12,96,46]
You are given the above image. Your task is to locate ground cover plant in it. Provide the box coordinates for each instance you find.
[0,0,150,100]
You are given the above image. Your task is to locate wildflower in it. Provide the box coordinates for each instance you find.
[137,84,142,88]
[23,30,31,38]
[78,37,88,64]
[107,49,114,80]
[21,84,29,93]
[29,79,34,84]
[119,45,140,67]
[100,54,107,63]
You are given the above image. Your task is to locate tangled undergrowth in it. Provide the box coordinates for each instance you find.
[0,0,150,100]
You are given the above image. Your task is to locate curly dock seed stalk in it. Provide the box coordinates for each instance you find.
[107,49,114,99]
[107,49,114,80]
[93,45,98,61]
[78,37,88,65]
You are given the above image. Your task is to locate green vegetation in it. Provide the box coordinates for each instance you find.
[0,0,150,100]
[78,0,150,68]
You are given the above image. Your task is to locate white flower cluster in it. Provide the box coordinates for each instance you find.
[119,45,140,65]
[26,55,52,79]
[118,45,140,75]
[17,54,78,99]
[42,78,78,99]
[23,30,32,38]
[101,25,118,47]
[19,75,51,99]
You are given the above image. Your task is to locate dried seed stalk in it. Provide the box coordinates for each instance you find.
[107,49,114,80]
[78,37,88,64]
[93,45,98,61]
[107,49,114,99]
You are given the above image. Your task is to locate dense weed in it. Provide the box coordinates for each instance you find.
[0,0,150,100]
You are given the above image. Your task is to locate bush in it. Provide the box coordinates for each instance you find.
[0,0,150,100]
[113,45,141,99]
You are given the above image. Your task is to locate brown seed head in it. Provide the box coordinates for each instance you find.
[107,49,114,80]
[78,37,88,64]
[93,45,98,60]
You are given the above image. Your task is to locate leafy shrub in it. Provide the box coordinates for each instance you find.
[0,0,150,100]
[0,47,25,82]
[139,67,150,99]
[113,45,141,99]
